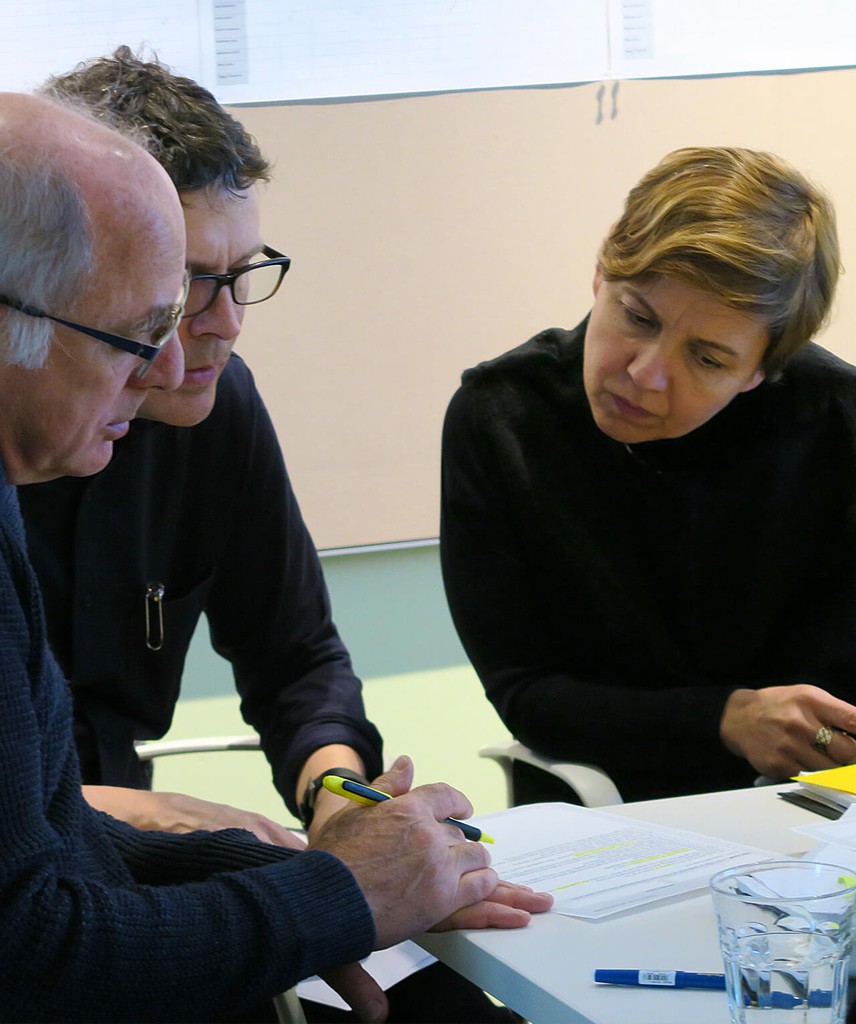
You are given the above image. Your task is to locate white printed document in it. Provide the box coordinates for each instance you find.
[471,803,775,920]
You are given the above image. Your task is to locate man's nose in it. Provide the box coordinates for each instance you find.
[132,331,185,391]
[185,286,243,343]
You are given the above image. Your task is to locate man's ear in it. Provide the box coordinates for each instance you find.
[592,264,603,297]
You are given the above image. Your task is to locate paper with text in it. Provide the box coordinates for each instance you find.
[472,803,774,920]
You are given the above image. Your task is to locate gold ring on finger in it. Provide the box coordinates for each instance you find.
[813,726,834,754]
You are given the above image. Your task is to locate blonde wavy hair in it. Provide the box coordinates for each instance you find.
[598,147,840,378]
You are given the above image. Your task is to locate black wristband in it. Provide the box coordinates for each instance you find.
[299,766,369,829]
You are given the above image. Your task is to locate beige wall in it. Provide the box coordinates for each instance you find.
[233,69,856,549]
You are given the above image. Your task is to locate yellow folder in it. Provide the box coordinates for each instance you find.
[793,764,856,798]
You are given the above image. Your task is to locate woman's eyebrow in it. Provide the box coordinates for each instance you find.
[622,285,741,356]
[693,337,740,356]
[622,286,661,322]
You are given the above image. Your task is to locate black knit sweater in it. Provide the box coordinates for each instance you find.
[441,319,856,802]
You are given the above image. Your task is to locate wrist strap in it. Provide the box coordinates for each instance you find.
[299,766,369,829]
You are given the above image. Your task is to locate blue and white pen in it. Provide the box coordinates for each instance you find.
[594,970,725,990]
[593,971,832,1007]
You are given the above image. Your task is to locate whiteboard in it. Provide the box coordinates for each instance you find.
[610,0,856,80]
[213,0,607,103]
[0,1,203,94]
[3,2,856,104]
[0,0,606,99]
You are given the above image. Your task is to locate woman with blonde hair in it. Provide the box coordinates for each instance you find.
[441,147,856,803]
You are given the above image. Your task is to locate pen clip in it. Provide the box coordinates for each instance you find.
[145,581,165,652]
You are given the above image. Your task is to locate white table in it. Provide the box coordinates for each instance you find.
[418,784,819,1024]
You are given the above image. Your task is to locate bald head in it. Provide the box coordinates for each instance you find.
[0,92,187,484]
[0,91,178,217]
[0,90,147,180]
[0,91,185,369]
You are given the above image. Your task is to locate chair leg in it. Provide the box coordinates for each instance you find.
[273,988,307,1023]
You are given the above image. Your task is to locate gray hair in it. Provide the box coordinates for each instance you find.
[0,146,94,368]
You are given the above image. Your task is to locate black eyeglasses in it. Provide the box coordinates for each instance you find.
[183,245,291,318]
[0,275,189,377]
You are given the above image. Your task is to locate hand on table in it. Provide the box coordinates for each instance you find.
[83,785,306,849]
[308,754,498,949]
[720,684,856,778]
[312,887,552,1023]
[432,879,553,930]
[305,757,552,946]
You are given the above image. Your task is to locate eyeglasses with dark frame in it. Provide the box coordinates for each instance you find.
[0,274,189,377]
[183,244,291,318]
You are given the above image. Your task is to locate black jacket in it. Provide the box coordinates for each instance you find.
[441,320,856,801]
[19,354,383,811]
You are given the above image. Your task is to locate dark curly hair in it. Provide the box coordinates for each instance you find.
[42,45,270,195]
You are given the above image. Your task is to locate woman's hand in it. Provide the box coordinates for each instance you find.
[720,684,856,778]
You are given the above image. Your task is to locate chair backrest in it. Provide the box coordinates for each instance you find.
[479,740,623,807]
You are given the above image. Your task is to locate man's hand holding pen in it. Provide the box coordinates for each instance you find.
[308,754,552,948]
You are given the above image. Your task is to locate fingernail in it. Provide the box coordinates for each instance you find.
[390,754,408,769]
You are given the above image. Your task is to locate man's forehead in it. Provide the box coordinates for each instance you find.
[76,176,186,331]
[183,187,260,260]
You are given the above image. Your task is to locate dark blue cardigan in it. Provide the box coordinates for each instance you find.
[0,468,374,1022]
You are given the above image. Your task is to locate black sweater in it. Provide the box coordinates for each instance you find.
[19,354,382,811]
[441,319,856,802]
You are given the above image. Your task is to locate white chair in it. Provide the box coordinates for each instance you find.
[479,739,623,808]
[135,734,306,1024]
[135,733,261,760]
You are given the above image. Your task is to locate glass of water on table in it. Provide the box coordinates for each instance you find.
[710,861,856,1022]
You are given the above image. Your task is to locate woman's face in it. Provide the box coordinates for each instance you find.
[583,271,768,443]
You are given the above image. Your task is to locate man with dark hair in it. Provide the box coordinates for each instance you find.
[27,45,381,842]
